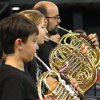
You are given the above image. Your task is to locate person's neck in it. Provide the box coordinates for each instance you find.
[5,54,24,71]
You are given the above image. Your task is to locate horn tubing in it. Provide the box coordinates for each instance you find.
[35,53,53,72]
[57,26,72,33]
[44,36,61,44]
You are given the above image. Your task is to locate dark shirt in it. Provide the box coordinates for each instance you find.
[0,64,39,100]
[37,40,57,71]
[25,58,42,84]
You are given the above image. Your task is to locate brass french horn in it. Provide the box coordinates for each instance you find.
[58,26,100,67]
[49,26,100,94]
[35,54,84,100]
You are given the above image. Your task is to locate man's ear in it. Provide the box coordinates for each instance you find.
[15,38,23,50]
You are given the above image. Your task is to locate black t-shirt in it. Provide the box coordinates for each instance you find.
[25,58,42,84]
[37,40,57,71]
[0,64,39,100]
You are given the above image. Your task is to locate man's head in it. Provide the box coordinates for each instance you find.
[33,1,61,35]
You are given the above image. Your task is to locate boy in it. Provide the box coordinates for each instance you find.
[0,13,39,100]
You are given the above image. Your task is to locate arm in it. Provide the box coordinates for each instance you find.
[79,33,99,53]
[88,33,99,47]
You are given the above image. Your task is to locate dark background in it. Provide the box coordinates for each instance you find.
[0,0,100,42]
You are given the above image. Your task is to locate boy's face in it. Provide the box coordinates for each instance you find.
[20,33,38,62]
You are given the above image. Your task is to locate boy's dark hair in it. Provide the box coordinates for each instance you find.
[0,13,39,54]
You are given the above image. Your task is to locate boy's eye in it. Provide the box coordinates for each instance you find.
[32,39,37,43]
[32,40,36,43]
[41,25,46,29]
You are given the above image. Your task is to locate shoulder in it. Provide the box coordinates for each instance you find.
[0,65,27,83]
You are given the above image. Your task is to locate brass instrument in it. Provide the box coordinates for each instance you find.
[58,26,100,67]
[35,54,84,100]
[48,26,100,94]
[45,36,61,44]
[49,44,97,94]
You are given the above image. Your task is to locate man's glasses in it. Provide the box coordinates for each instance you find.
[46,15,60,20]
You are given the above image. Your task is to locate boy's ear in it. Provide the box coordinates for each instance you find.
[15,38,23,47]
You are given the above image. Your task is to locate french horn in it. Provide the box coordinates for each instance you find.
[58,26,100,67]
[48,26,100,94]
[35,54,84,100]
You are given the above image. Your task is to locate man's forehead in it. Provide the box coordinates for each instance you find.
[46,6,59,15]
[47,12,59,17]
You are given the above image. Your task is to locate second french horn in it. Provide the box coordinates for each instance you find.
[49,26,100,94]
[35,54,84,100]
